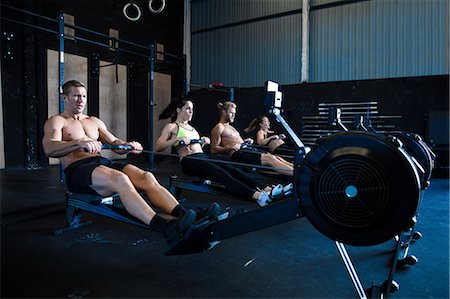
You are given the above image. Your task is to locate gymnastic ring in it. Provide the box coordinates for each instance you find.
[148,0,166,13]
[123,2,142,21]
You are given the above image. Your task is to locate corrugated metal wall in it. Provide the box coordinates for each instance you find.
[191,0,303,88]
[191,0,449,87]
[311,0,449,82]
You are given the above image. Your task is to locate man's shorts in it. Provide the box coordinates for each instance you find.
[64,156,129,195]
[230,149,263,166]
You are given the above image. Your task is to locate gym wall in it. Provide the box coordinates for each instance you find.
[189,75,449,169]
[191,0,448,88]
[0,0,184,169]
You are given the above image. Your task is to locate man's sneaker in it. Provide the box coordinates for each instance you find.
[163,209,196,244]
[283,183,294,193]
[206,202,221,219]
[270,184,284,198]
[196,202,221,221]
[257,192,271,207]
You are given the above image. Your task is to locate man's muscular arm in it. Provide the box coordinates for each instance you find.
[42,115,101,157]
[95,117,142,154]
[210,124,233,154]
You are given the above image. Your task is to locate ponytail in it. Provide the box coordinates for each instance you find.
[244,118,259,133]
[159,98,191,121]
[244,115,268,132]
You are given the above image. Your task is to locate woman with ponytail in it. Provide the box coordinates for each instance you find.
[244,115,289,154]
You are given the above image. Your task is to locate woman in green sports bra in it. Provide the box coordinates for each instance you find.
[156,98,286,207]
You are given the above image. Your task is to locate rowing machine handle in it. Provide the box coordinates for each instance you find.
[179,139,206,146]
[102,144,133,151]
[83,144,133,152]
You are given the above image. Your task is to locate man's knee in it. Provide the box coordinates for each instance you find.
[142,170,157,183]
[261,153,276,165]
[138,170,161,190]
[108,171,134,190]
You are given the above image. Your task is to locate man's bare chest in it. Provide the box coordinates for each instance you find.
[62,119,99,141]
[223,125,240,137]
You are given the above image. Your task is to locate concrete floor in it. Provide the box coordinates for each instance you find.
[1,159,449,298]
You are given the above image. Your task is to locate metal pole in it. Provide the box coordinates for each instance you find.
[148,42,155,170]
[183,0,191,94]
[182,54,188,98]
[272,108,305,148]
[58,12,65,182]
[301,0,309,83]
[335,241,368,299]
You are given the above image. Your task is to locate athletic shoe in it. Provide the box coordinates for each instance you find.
[206,202,221,219]
[257,192,271,207]
[196,202,221,221]
[163,209,197,244]
[283,183,294,193]
[269,183,294,202]
[270,184,284,198]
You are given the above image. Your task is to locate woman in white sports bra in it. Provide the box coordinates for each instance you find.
[156,98,288,207]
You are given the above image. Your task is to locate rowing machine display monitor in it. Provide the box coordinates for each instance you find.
[266,80,279,92]
[265,81,282,109]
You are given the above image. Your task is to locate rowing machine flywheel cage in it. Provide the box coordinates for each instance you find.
[298,131,421,246]
[388,131,435,189]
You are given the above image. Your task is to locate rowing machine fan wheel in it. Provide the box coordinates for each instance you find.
[298,132,421,246]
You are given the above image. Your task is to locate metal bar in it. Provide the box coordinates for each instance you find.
[1,17,59,35]
[58,12,65,183]
[62,23,149,51]
[2,18,149,59]
[98,63,116,68]
[182,55,188,97]
[301,0,310,83]
[183,0,191,94]
[63,34,150,59]
[148,43,155,170]
[155,50,183,59]
[272,108,305,148]
[189,83,231,93]
[209,198,302,241]
[318,107,379,112]
[302,116,328,119]
[1,4,59,23]
[318,102,378,106]
[371,115,403,119]
[67,197,148,229]
[170,179,225,197]
[2,4,184,61]
[335,241,368,299]
[155,59,184,67]
[190,0,372,35]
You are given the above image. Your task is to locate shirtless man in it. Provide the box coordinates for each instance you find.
[42,80,197,243]
[210,101,293,176]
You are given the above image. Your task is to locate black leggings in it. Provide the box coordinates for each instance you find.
[180,153,263,201]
